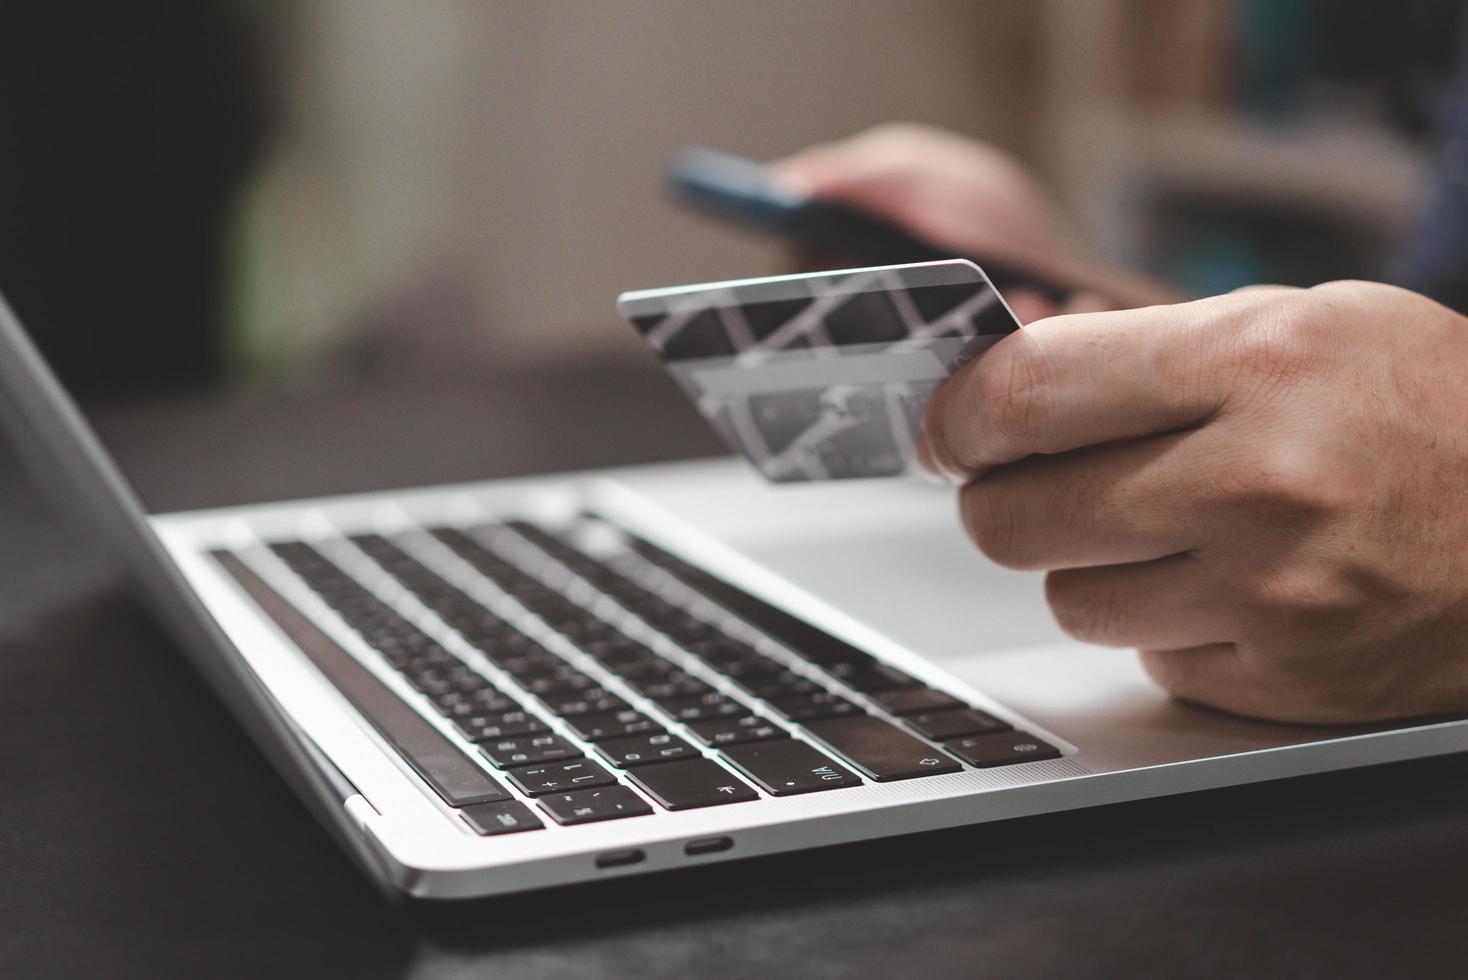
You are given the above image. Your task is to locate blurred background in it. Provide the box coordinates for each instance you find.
[0,0,1462,511]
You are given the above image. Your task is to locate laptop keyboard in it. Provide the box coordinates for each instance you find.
[215,518,1059,836]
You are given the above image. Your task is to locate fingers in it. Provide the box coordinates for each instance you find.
[1137,644,1255,713]
[1138,644,1364,723]
[957,429,1208,569]
[776,124,1073,266]
[915,287,1113,475]
[777,123,956,194]
[1044,554,1231,650]
[1138,644,1378,723]
[922,292,1267,479]
[777,129,925,219]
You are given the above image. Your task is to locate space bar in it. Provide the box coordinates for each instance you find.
[213,551,510,807]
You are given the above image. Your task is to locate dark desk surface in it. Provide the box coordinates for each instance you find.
[5,358,1468,978]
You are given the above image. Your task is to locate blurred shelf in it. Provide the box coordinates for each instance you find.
[1113,110,1432,231]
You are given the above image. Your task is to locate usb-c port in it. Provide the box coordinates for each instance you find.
[684,836,733,856]
[595,849,645,869]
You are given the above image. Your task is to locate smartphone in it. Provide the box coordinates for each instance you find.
[667,146,1071,303]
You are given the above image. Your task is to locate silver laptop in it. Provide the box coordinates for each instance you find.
[4,288,1466,902]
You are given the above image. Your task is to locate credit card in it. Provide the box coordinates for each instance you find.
[617,260,1021,482]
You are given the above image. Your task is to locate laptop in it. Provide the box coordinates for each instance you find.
[4,284,1466,902]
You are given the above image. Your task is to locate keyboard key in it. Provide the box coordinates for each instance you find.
[586,636,658,660]
[944,731,1061,768]
[720,739,862,796]
[539,785,654,825]
[505,758,617,796]
[479,733,580,769]
[685,715,788,747]
[874,687,964,716]
[624,596,680,623]
[518,669,597,698]
[628,671,714,701]
[545,614,617,644]
[655,692,751,723]
[601,656,674,681]
[803,716,962,781]
[685,637,762,664]
[658,614,723,644]
[824,661,919,693]
[447,615,518,650]
[714,659,789,687]
[627,759,758,810]
[765,690,862,723]
[452,710,549,742]
[460,800,543,836]
[400,668,450,697]
[432,688,519,717]
[596,732,700,768]
[489,647,562,676]
[904,708,1010,741]
[733,671,821,700]
[542,689,629,717]
[399,646,458,672]
[565,709,664,742]
[692,643,773,673]
[443,664,493,692]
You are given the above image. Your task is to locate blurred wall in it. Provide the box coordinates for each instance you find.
[243,0,1044,369]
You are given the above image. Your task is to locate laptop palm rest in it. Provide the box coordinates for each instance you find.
[946,642,1387,771]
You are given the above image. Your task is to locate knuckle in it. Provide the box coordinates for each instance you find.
[1310,278,1392,302]
[919,385,967,476]
[1249,562,1363,631]
[1209,438,1349,518]
[1239,654,1399,723]
[1045,571,1126,644]
[1313,280,1452,341]
[1051,463,1102,535]
[1228,297,1322,387]
[1206,451,1279,508]
[960,481,1025,568]
[971,336,1053,457]
[1137,649,1192,696]
[923,332,1054,472]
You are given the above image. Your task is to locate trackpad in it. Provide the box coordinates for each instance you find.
[946,641,1383,770]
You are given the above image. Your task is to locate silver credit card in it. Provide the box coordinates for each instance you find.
[617,260,1021,482]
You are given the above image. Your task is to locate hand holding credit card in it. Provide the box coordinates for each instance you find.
[617,260,1021,482]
